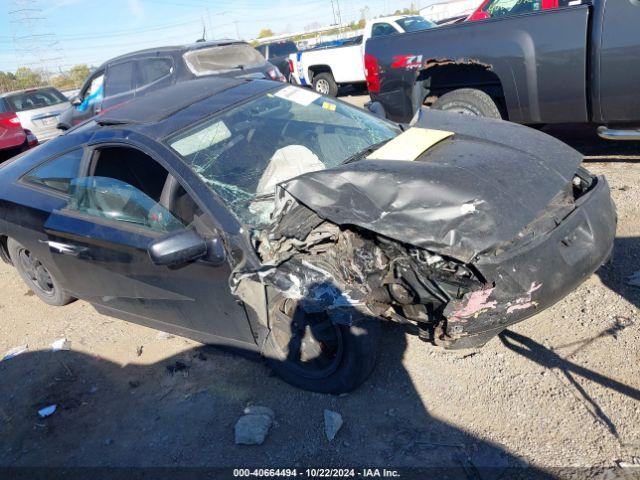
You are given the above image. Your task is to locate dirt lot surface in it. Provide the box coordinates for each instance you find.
[0,98,639,476]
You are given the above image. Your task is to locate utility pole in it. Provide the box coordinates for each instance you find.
[9,0,67,83]
[330,0,344,37]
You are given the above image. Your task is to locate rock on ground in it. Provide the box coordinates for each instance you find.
[235,406,275,445]
[324,410,343,442]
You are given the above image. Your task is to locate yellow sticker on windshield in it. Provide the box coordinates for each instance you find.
[322,101,337,112]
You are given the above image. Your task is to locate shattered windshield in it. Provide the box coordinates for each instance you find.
[167,85,400,225]
[183,43,266,76]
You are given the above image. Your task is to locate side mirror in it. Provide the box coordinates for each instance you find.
[148,229,209,267]
[71,95,82,107]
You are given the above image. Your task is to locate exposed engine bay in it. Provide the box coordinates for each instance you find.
[249,201,484,345]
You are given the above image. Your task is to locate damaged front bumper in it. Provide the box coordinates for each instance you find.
[441,175,616,348]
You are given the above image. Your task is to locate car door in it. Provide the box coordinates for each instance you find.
[102,60,137,113]
[597,0,640,123]
[41,142,257,349]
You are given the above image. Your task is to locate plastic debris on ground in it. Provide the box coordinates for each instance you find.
[51,338,71,351]
[2,345,28,361]
[37,405,57,418]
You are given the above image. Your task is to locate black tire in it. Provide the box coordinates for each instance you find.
[313,72,339,97]
[8,238,75,306]
[432,88,502,119]
[263,295,380,394]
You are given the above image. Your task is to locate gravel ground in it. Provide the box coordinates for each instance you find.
[0,103,638,476]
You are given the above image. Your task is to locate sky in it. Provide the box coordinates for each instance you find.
[0,0,441,73]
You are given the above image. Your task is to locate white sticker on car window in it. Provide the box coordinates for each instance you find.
[274,86,320,106]
[171,120,231,156]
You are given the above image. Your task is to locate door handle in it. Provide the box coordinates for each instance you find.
[39,240,88,256]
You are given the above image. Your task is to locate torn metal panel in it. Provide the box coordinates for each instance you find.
[277,109,583,263]
[421,57,493,72]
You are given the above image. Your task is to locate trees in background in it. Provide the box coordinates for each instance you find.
[51,65,91,91]
[258,28,275,38]
[0,64,91,93]
[0,67,45,93]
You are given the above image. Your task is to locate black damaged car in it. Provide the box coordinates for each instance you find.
[0,78,616,393]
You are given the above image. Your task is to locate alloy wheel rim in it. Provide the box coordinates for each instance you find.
[315,79,330,95]
[18,248,55,296]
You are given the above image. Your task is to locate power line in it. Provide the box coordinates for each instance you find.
[9,0,68,82]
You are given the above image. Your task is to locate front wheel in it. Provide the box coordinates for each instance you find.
[263,296,380,393]
[8,238,75,306]
[432,88,502,119]
[313,72,338,97]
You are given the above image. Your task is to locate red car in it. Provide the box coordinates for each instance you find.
[0,112,38,162]
[468,0,576,21]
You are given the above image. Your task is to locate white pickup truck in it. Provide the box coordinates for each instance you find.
[289,15,435,96]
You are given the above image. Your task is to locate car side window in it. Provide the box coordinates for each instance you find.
[66,146,202,233]
[371,23,397,37]
[485,0,542,17]
[105,62,135,97]
[23,149,84,194]
[77,73,104,112]
[139,58,173,87]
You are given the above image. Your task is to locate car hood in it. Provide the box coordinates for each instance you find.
[276,109,583,263]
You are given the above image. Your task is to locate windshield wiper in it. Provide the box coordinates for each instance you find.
[342,139,392,164]
[252,192,275,202]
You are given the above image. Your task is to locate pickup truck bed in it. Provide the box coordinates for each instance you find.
[366,1,640,129]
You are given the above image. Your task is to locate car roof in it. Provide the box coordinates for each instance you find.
[97,77,243,125]
[91,77,280,139]
[0,86,61,98]
[102,39,246,66]
[375,14,420,22]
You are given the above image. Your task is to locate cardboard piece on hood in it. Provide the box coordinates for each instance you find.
[367,127,454,161]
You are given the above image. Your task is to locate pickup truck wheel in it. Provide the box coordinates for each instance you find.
[7,238,75,306]
[263,296,380,393]
[313,73,338,97]
[432,88,502,119]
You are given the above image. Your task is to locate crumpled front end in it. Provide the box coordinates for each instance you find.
[441,172,616,347]
[234,168,615,349]
[232,111,617,349]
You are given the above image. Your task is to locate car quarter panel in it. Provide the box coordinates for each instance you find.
[367,6,590,124]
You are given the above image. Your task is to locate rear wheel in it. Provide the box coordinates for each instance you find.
[313,72,339,97]
[8,238,75,306]
[432,88,502,119]
[263,295,380,393]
